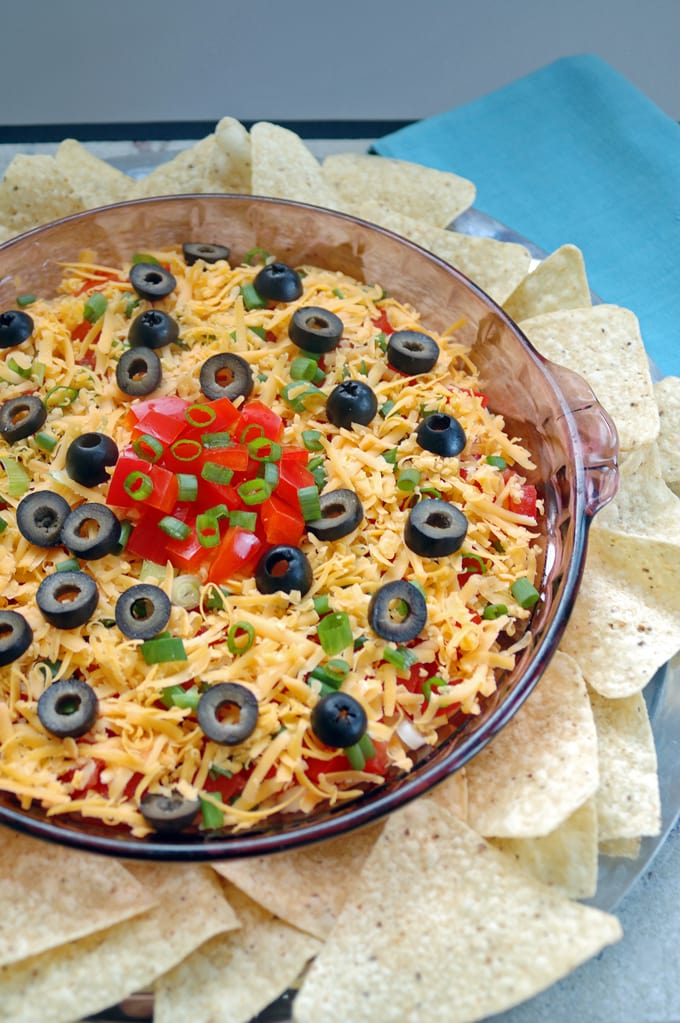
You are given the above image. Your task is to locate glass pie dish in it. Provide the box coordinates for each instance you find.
[0,195,619,859]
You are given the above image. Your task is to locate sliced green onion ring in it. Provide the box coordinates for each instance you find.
[227,621,255,655]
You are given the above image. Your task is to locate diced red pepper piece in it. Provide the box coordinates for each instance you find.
[124,512,171,564]
[276,460,316,511]
[457,555,487,587]
[203,444,250,471]
[207,527,263,583]
[259,494,305,546]
[235,401,283,443]
[195,479,241,513]
[133,408,187,447]
[71,321,94,342]
[279,447,309,467]
[75,270,122,296]
[125,395,189,429]
[165,522,211,572]
[106,453,178,514]
[507,483,537,518]
[372,308,393,335]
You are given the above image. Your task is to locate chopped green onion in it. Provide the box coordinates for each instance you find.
[298,485,322,521]
[83,292,107,323]
[199,794,224,830]
[279,381,326,413]
[483,603,508,620]
[124,470,153,501]
[176,473,198,502]
[32,362,46,385]
[140,635,187,664]
[227,621,255,655]
[422,675,447,703]
[116,519,133,552]
[204,504,230,521]
[250,325,267,341]
[313,594,331,616]
[326,658,350,680]
[309,665,342,689]
[124,295,141,317]
[374,331,387,352]
[332,288,344,299]
[237,478,272,506]
[201,431,232,450]
[240,283,267,310]
[345,743,366,771]
[382,447,398,465]
[229,510,257,531]
[290,356,319,382]
[169,438,202,462]
[341,364,351,379]
[35,431,58,452]
[511,578,540,609]
[248,437,282,462]
[383,646,418,673]
[208,764,233,780]
[131,252,160,265]
[261,461,279,487]
[359,360,368,376]
[302,429,324,452]
[161,684,200,709]
[359,732,376,760]
[243,247,269,265]
[419,487,442,499]
[1,457,30,497]
[317,611,353,656]
[140,560,166,581]
[204,584,229,611]
[16,294,36,308]
[239,424,264,446]
[185,403,216,428]
[201,462,234,485]
[132,433,164,463]
[0,516,7,534]
[397,468,421,492]
[461,552,487,574]
[158,516,190,541]
[380,399,396,418]
[45,385,78,409]
[56,557,80,573]
[485,454,507,469]
[7,356,32,378]
[307,455,324,473]
[171,575,202,609]
[193,513,219,548]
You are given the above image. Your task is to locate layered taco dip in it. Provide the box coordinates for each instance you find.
[0,242,541,837]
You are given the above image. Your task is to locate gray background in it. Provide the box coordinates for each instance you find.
[0,0,678,127]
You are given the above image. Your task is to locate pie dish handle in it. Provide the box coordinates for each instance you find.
[548,360,620,517]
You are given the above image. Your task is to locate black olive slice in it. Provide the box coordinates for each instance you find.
[416,413,466,457]
[289,306,343,354]
[310,691,367,749]
[0,610,33,666]
[368,580,427,643]
[129,263,177,301]
[61,503,121,560]
[253,262,303,303]
[326,380,378,430]
[199,352,254,402]
[197,683,259,746]
[307,489,364,541]
[115,584,172,640]
[65,432,119,487]
[387,330,440,375]
[36,571,99,628]
[17,490,71,547]
[140,790,201,833]
[0,395,46,443]
[0,310,33,349]
[128,309,179,349]
[254,545,314,597]
[116,346,162,397]
[182,242,230,266]
[405,498,468,558]
[37,677,98,738]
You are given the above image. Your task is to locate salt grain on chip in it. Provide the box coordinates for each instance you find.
[293,800,622,1023]
[466,651,598,837]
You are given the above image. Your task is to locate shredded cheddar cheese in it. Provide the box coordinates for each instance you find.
[0,248,541,836]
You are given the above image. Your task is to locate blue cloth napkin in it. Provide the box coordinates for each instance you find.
[373,54,680,377]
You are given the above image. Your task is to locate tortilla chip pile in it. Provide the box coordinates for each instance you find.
[0,119,674,1023]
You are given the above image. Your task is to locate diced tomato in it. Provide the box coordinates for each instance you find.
[371,308,393,335]
[165,522,211,572]
[203,768,250,804]
[457,555,487,587]
[507,483,538,518]
[133,408,187,448]
[279,447,309,467]
[71,321,95,342]
[364,740,390,776]
[124,512,171,564]
[207,526,263,583]
[276,460,316,510]
[124,395,189,429]
[75,270,122,295]
[107,454,178,514]
[259,494,305,545]
[305,753,350,784]
[234,401,283,443]
[202,444,249,472]
[195,478,241,514]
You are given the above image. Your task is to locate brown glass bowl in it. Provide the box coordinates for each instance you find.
[0,195,618,859]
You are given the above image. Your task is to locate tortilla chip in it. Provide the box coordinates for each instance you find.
[134,132,237,197]
[518,305,658,453]
[589,688,661,840]
[600,836,642,859]
[0,863,238,1023]
[425,765,468,820]
[349,198,531,304]
[503,243,591,321]
[491,799,599,900]
[55,138,136,208]
[466,651,598,837]
[154,882,319,1023]
[0,831,155,967]
[250,122,341,209]
[294,801,621,1023]
[595,442,680,544]
[0,154,84,237]
[322,152,475,227]
[654,375,680,495]
[560,526,680,698]
[214,116,252,193]
[213,821,382,940]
